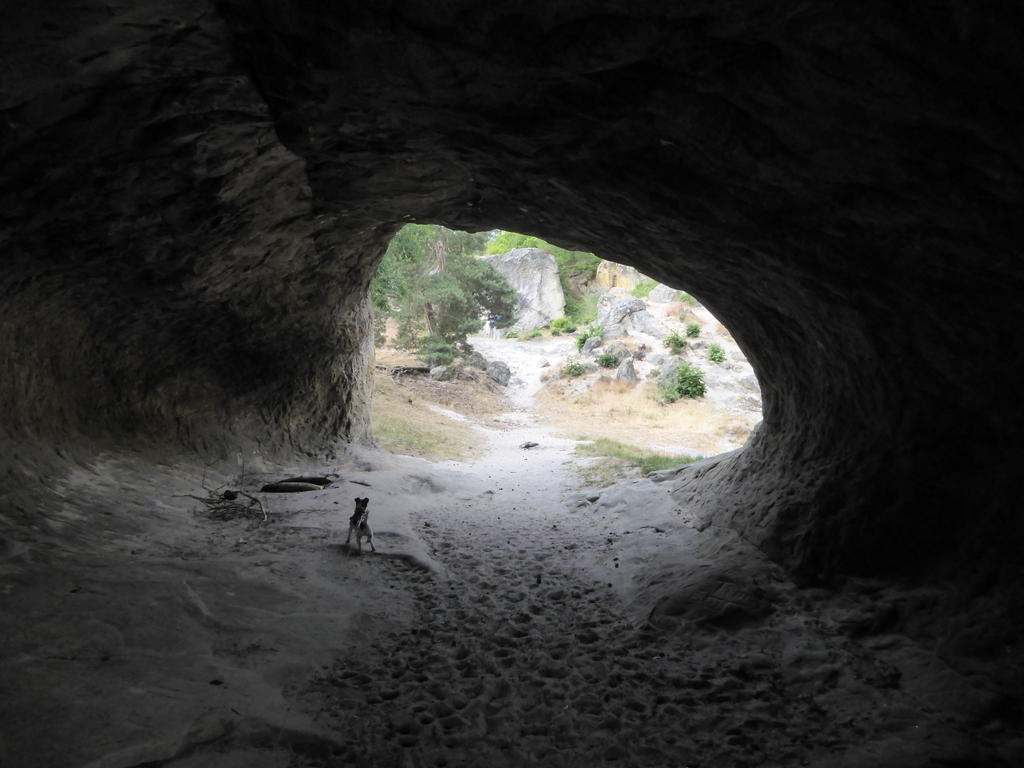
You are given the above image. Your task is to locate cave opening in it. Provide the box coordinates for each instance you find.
[367,222,763,471]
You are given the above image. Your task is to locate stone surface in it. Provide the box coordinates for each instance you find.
[581,336,602,356]
[598,295,667,338]
[429,365,453,381]
[2,3,1024,751]
[464,351,489,370]
[604,341,631,361]
[482,248,565,332]
[598,296,647,326]
[594,261,647,292]
[616,358,638,384]
[486,360,511,386]
[649,284,682,303]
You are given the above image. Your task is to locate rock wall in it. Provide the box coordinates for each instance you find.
[482,248,565,331]
[2,0,1024,590]
[594,261,647,292]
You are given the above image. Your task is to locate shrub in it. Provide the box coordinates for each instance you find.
[631,280,658,299]
[596,352,620,368]
[562,360,588,377]
[659,362,707,403]
[575,323,604,351]
[550,317,577,333]
[708,342,726,363]
[416,336,460,368]
[679,292,697,305]
[526,329,543,339]
[550,329,561,336]
[504,329,519,338]
[685,322,701,338]
[663,330,688,352]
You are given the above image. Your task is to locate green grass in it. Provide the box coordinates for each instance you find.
[572,436,700,485]
[565,293,599,326]
[631,279,658,298]
[373,414,475,461]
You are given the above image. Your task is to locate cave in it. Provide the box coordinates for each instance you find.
[2,2,1024,766]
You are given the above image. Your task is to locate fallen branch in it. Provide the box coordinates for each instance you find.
[182,491,267,523]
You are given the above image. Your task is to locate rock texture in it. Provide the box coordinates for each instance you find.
[649,284,682,303]
[598,294,668,338]
[482,248,565,331]
[3,0,1024,735]
[594,260,647,292]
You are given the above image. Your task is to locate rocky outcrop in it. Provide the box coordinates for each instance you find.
[598,295,668,339]
[649,284,682,303]
[594,261,647,292]
[482,249,564,332]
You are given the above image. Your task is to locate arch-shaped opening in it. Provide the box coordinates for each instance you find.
[369,223,763,474]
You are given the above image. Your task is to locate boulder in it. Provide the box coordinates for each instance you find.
[430,365,454,381]
[464,351,488,370]
[616,358,639,384]
[582,336,602,356]
[598,296,646,326]
[482,248,565,332]
[649,284,682,303]
[628,310,667,337]
[605,340,631,361]
[486,360,511,386]
[597,295,667,337]
[602,322,628,340]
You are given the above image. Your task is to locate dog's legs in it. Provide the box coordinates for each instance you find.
[368,533,376,553]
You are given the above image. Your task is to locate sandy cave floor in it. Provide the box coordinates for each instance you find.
[2,333,1023,766]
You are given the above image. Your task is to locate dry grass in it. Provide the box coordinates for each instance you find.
[372,373,484,461]
[536,376,756,456]
[571,436,701,487]
[371,346,508,460]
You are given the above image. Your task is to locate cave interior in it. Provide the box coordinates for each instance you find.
[2,1,1024,765]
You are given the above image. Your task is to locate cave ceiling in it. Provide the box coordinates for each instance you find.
[1,1,1023,578]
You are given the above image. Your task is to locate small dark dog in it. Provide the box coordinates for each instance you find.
[345,497,375,553]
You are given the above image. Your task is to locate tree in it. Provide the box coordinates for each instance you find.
[395,254,517,366]
[371,224,490,312]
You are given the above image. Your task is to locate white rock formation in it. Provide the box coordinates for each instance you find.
[649,284,682,303]
[482,248,565,332]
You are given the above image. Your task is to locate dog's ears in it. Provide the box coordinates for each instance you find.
[354,497,369,504]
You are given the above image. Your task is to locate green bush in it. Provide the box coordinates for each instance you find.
[550,317,577,333]
[685,322,701,338]
[631,280,658,299]
[679,292,697,305]
[417,336,460,368]
[663,330,688,352]
[575,323,604,351]
[596,352,620,368]
[708,342,726,363]
[526,329,543,339]
[504,329,519,339]
[562,360,588,377]
[550,329,561,336]
[659,363,707,403]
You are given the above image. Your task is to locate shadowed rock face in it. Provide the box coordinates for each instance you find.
[3,1,1024,586]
